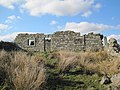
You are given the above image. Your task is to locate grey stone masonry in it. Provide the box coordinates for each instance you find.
[15,33,45,52]
[14,31,103,52]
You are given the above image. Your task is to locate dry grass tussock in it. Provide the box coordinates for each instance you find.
[58,51,79,73]
[57,50,120,75]
[98,58,120,76]
[0,50,46,90]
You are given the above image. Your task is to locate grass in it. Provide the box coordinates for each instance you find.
[0,50,46,90]
[40,50,120,89]
[98,58,120,76]
[57,51,79,73]
[0,50,119,90]
[57,50,120,76]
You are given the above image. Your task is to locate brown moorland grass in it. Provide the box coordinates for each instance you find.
[0,51,46,90]
[57,50,120,76]
[98,58,120,76]
[58,51,79,73]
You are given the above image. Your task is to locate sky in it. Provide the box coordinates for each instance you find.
[0,0,120,43]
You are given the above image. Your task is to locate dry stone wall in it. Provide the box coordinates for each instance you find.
[84,32,103,51]
[15,33,45,52]
[14,31,103,52]
[51,31,85,51]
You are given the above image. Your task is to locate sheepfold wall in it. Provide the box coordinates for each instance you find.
[14,31,103,52]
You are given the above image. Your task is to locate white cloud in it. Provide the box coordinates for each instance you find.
[93,3,101,9]
[63,22,119,34]
[0,0,18,9]
[107,34,120,44]
[5,15,21,23]
[21,0,101,16]
[8,15,16,20]
[0,32,18,41]
[57,25,63,30]
[0,24,9,31]
[50,20,57,25]
[0,0,101,17]
[0,15,21,31]
[81,11,92,17]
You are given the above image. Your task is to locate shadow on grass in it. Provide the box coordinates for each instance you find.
[44,71,84,90]
[63,69,95,76]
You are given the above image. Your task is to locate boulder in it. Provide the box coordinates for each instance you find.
[108,38,120,55]
[108,73,120,90]
[100,75,111,85]
[111,73,120,86]
[109,38,118,47]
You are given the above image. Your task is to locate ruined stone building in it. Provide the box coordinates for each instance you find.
[14,31,104,52]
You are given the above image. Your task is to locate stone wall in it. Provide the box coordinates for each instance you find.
[51,31,85,51]
[14,31,103,52]
[15,33,45,52]
[84,32,103,51]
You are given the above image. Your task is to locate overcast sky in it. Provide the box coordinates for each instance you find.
[0,0,120,42]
